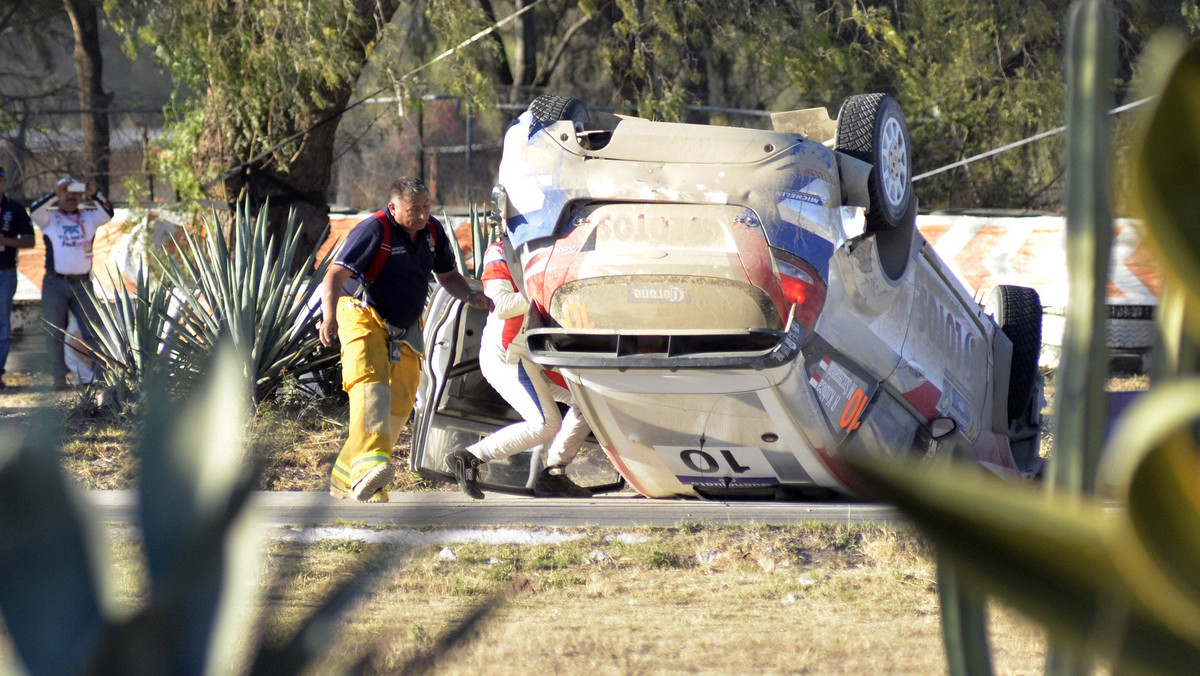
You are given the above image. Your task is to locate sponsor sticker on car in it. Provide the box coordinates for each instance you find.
[937,374,979,440]
[627,283,689,304]
[806,351,876,439]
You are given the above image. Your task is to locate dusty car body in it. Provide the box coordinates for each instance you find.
[412,95,1042,500]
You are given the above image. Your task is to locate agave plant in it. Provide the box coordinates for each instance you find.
[66,203,340,407]
[153,202,339,403]
[0,343,513,675]
[843,1,1200,674]
[443,204,502,280]
[82,265,192,409]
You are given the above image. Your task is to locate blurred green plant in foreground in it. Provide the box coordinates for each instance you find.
[846,1,1200,673]
[0,345,514,675]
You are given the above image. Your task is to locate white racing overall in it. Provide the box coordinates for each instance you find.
[466,245,589,466]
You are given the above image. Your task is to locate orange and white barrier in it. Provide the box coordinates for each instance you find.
[917,214,1160,356]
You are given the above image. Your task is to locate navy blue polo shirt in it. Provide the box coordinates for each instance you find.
[335,209,455,328]
[0,195,33,269]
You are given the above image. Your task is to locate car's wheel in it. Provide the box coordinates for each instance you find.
[529,94,589,128]
[835,94,913,231]
[985,285,1042,419]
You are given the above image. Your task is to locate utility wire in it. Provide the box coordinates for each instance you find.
[203,0,552,191]
[912,96,1154,182]
[209,0,1148,197]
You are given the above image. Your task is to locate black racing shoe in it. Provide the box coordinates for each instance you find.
[446,449,485,500]
[534,466,592,498]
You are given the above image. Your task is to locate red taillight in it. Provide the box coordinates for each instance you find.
[772,248,826,335]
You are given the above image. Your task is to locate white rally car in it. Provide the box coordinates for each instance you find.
[411,95,1043,500]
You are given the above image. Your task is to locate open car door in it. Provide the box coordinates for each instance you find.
[410,286,625,495]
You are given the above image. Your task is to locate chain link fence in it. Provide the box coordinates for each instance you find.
[3,95,780,214]
[1,107,166,205]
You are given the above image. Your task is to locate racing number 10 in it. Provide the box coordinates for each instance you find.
[839,388,867,432]
[680,449,751,475]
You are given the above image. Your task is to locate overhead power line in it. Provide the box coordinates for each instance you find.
[912,96,1154,182]
[204,0,553,191]
[207,0,1149,199]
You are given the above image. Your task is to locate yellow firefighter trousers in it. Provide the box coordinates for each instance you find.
[330,297,420,491]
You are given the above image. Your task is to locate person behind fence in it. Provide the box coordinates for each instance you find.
[0,167,35,390]
[319,177,493,503]
[29,177,112,390]
[445,239,594,499]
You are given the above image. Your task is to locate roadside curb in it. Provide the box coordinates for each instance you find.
[82,490,903,529]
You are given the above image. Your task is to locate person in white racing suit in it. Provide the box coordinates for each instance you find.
[445,240,592,499]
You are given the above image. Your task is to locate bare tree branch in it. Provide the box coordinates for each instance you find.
[534,13,590,88]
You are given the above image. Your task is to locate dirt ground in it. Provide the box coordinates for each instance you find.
[0,522,1046,675]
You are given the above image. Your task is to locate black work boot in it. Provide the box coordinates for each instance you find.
[534,465,591,498]
[446,449,485,500]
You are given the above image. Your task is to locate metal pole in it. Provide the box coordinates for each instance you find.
[465,100,472,209]
[417,98,425,184]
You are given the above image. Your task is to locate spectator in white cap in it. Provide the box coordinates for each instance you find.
[0,167,35,389]
[29,177,113,389]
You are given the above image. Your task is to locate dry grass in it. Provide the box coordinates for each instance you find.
[6,366,1135,673]
[0,371,443,493]
[1037,370,1150,460]
[83,524,1045,675]
[247,397,439,493]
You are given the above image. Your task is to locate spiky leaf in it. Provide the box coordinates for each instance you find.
[0,419,108,675]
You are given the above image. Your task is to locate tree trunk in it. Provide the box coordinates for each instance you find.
[477,0,516,94]
[63,0,110,193]
[211,0,401,263]
[685,35,710,124]
[226,105,344,260]
[513,0,538,102]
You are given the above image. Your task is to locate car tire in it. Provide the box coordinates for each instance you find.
[835,94,913,231]
[986,285,1042,419]
[529,94,589,128]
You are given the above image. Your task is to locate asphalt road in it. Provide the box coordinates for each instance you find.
[85,490,903,529]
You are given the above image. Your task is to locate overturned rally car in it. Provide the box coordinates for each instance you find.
[411,94,1043,500]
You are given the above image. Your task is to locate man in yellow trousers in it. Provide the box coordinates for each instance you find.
[320,177,492,502]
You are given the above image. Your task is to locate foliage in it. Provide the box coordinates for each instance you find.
[0,1,101,192]
[87,0,1200,221]
[458,1,1193,211]
[83,262,182,410]
[80,203,338,407]
[156,203,339,403]
[842,1,1200,672]
[0,345,513,675]
[103,0,403,207]
[423,0,601,106]
[439,204,501,279]
[576,0,1097,209]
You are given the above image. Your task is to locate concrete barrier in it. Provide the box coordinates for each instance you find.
[7,299,48,372]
